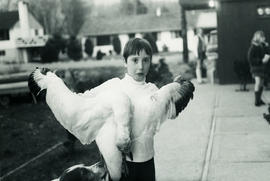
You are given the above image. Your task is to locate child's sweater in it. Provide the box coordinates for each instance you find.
[81,73,169,162]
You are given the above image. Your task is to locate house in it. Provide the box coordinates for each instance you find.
[0,1,47,64]
[79,8,217,57]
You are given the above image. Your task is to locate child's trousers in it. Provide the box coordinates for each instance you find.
[109,158,156,181]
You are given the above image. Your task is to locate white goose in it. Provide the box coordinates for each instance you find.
[28,68,194,181]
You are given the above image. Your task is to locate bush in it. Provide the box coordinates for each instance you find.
[41,39,59,63]
[112,36,122,55]
[143,33,158,54]
[41,34,66,63]
[96,50,106,60]
[53,34,66,54]
[84,38,94,57]
[146,58,173,88]
[67,36,82,61]
[56,60,173,92]
[57,66,125,93]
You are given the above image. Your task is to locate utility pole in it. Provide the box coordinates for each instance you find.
[180,2,189,63]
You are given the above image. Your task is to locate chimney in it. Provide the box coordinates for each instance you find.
[18,1,30,37]
[156,7,161,17]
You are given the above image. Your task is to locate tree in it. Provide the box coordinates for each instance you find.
[67,36,82,61]
[28,0,88,36]
[28,0,64,34]
[40,34,65,62]
[41,38,59,63]
[61,0,87,36]
[112,36,121,55]
[84,38,94,57]
[136,0,147,15]
[120,0,148,15]
[120,0,135,15]
[143,33,158,54]
[0,0,18,12]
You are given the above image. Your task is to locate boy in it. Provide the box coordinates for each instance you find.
[80,38,194,181]
[195,28,207,84]
[29,38,194,181]
[80,38,159,181]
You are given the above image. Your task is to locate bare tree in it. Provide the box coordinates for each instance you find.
[120,0,148,15]
[120,0,135,15]
[0,0,18,12]
[28,0,65,35]
[28,0,88,36]
[61,0,88,36]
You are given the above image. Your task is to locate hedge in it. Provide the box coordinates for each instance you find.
[55,59,173,94]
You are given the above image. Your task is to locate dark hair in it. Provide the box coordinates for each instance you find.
[123,38,152,62]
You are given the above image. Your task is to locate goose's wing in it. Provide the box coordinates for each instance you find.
[152,75,195,123]
[28,68,132,151]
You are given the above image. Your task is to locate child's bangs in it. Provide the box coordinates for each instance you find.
[123,38,153,61]
[130,42,152,56]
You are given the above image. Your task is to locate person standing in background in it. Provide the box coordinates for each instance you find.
[195,28,207,84]
[248,30,270,106]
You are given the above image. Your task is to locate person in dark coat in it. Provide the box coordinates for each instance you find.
[195,28,207,84]
[247,30,270,106]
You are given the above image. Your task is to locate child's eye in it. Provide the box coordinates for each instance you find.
[133,58,138,63]
[143,58,150,63]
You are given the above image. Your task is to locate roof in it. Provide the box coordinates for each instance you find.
[0,11,19,30]
[80,10,217,37]
[180,0,211,10]
[80,13,182,36]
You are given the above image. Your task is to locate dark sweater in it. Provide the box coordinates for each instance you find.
[247,42,269,76]
[248,43,265,66]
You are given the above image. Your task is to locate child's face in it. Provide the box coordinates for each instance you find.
[125,49,151,82]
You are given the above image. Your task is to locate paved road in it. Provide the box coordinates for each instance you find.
[155,82,270,181]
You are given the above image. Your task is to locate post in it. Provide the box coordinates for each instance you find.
[180,5,189,63]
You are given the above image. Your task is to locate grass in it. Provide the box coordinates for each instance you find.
[0,95,101,181]
[0,52,196,181]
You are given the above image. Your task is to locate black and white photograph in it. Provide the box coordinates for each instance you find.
[1,0,270,180]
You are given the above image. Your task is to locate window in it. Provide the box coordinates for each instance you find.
[97,35,111,46]
[0,50,6,56]
[0,29,9,40]
[35,29,39,36]
[171,31,181,38]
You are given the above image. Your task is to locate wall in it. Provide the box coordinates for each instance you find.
[83,27,205,58]
[0,48,18,63]
[217,0,270,84]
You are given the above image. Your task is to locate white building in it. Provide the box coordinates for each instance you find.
[79,8,217,58]
[0,1,47,63]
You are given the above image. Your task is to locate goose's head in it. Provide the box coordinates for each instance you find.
[53,163,107,181]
